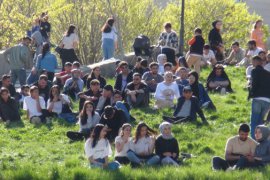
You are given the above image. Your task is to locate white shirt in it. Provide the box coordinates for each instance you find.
[154,81,180,101]
[264,63,270,72]
[247,47,263,57]
[85,138,112,160]
[130,136,154,155]
[62,33,79,49]
[102,27,117,41]
[115,136,132,157]
[246,65,254,79]
[79,112,101,131]
[203,50,215,62]
[23,96,45,118]
[46,94,70,114]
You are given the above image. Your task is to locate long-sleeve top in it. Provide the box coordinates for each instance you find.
[159,31,179,50]
[173,96,206,121]
[226,48,245,63]
[155,82,180,101]
[79,112,101,132]
[254,140,270,163]
[4,44,31,70]
[114,72,133,92]
[36,52,58,72]
[208,28,222,49]
[155,135,179,160]
[0,97,20,121]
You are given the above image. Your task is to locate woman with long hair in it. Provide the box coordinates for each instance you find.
[86,67,106,89]
[35,42,58,81]
[114,123,132,165]
[59,24,79,69]
[84,124,120,170]
[101,17,118,60]
[251,20,266,50]
[127,122,160,167]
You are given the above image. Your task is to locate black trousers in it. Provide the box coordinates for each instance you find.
[115,156,130,165]
[60,49,78,70]
[161,48,176,66]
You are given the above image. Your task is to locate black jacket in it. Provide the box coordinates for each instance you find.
[0,81,16,98]
[114,72,133,92]
[155,135,179,160]
[249,65,270,99]
[86,75,106,89]
[208,28,222,50]
[0,97,20,121]
[174,96,206,121]
[190,35,205,55]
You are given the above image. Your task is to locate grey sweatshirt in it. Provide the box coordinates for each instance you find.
[254,125,270,163]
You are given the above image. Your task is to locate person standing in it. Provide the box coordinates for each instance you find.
[158,23,178,68]
[251,20,266,50]
[39,14,51,42]
[59,25,79,69]
[101,18,118,60]
[4,37,31,86]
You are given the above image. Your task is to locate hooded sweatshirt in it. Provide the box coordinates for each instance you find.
[254,125,270,164]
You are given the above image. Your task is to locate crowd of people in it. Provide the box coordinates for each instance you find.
[1,14,270,171]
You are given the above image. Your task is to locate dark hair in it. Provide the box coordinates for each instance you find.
[134,122,156,143]
[72,61,81,68]
[104,106,115,119]
[252,55,263,62]
[232,41,239,47]
[212,20,222,28]
[49,85,60,102]
[91,124,106,148]
[254,20,262,30]
[0,87,9,95]
[80,101,96,125]
[39,74,48,81]
[133,72,142,79]
[239,123,250,133]
[113,89,122,96]
[188,71,199,98]
[101,18,114,33]
[42,42,50,59]
[90,79,100,86]
[66,24,76,37]
[103,85,113,92]
[140,59,148,68]
[164,22,172,29]
[149,62,159,68]
[30,86,39,93]
[21,85,30,91]
[164,62,173,68]
[203,44,210,49]
[64,62,72,67]
[194,28,202,34]
[23,36,32,41]
[118,61,128,68]
[248,40,256,47]
[258,51,266,56]
[89,66,101,79]
[2,74,11,81]
[137,56,143,62]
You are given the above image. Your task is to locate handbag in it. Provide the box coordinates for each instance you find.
[55,36,64,55]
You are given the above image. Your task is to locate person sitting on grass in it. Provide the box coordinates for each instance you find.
[18,85,30,108]
[47,85,76,123]
[127,122,160,167]
[224,41,245,66]
[185,71,215,110]
[32,74,51,103]
[63,68,84,100]
[115,123,133,165]
[142,62,164,93]
[206,64,233,94]
[163,86,207,124]
[85,66,106,89]
[0,74,16,98]
[155,122,180,166]
[132,58,150,76]
[23,86,48,124]
[114,61,133,93]
[212,123,257,171]
[96,85,114,115]
[67,101,100,141]
[163,62,173,74]
[154,71,180,109]
[99,106,127,142]
[233,125,270,170]
[84,124,120,170]
[175,67,189,92]
[54,62,72,89]
[157,54,167,75]
[78,79,102,111]
[0,87,21,123]
[202,44,217,67]
[125,73,149,108]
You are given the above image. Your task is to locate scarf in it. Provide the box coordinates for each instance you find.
[159,122,173,140]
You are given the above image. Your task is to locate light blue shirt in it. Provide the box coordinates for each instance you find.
[36,52,58,72]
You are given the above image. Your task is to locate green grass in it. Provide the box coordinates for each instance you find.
[0,67,269,179]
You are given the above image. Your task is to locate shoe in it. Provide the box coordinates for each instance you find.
[226,166,235,172]
[31,117,41,124]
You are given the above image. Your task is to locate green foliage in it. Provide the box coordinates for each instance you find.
[1,66,270,179]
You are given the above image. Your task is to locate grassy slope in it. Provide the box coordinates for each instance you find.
[0,67,269,180]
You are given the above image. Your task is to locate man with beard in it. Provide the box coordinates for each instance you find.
[212,124,257,171]
[142,62,164,93]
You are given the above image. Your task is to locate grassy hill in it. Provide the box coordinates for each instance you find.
[0,66,270,179]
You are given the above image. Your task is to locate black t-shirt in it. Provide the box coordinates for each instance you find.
[40,21,51,39]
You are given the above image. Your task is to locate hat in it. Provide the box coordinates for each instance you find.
[183,86,192,92]
[104,106,114,119]
[103,85,113,92]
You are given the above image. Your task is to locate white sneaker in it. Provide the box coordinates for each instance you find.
[226,166,235,172]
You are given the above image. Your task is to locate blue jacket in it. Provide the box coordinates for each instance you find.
[36,52,58,73]
[173,96,206,122]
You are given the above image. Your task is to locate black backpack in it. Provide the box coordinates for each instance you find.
[133,35,151,56]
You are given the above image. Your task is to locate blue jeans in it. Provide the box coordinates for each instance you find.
[11,68,26,86]
[102,38,114,60]
[250,99,270,139]
[90,158,120,170]
[114,101,130,122]
[58,113,77,123]
[127,150,160,166]
[26,72,39,85]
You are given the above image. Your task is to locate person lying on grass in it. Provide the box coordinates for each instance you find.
[155,122,180,166]
[67,101,100,141]
[114,123,133,165]
[163,86,207,124]
[233,125,270,170]
[212,123,257,171]
[127,122,160,167]
[84,124,120,170]
[0,87,21,123]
